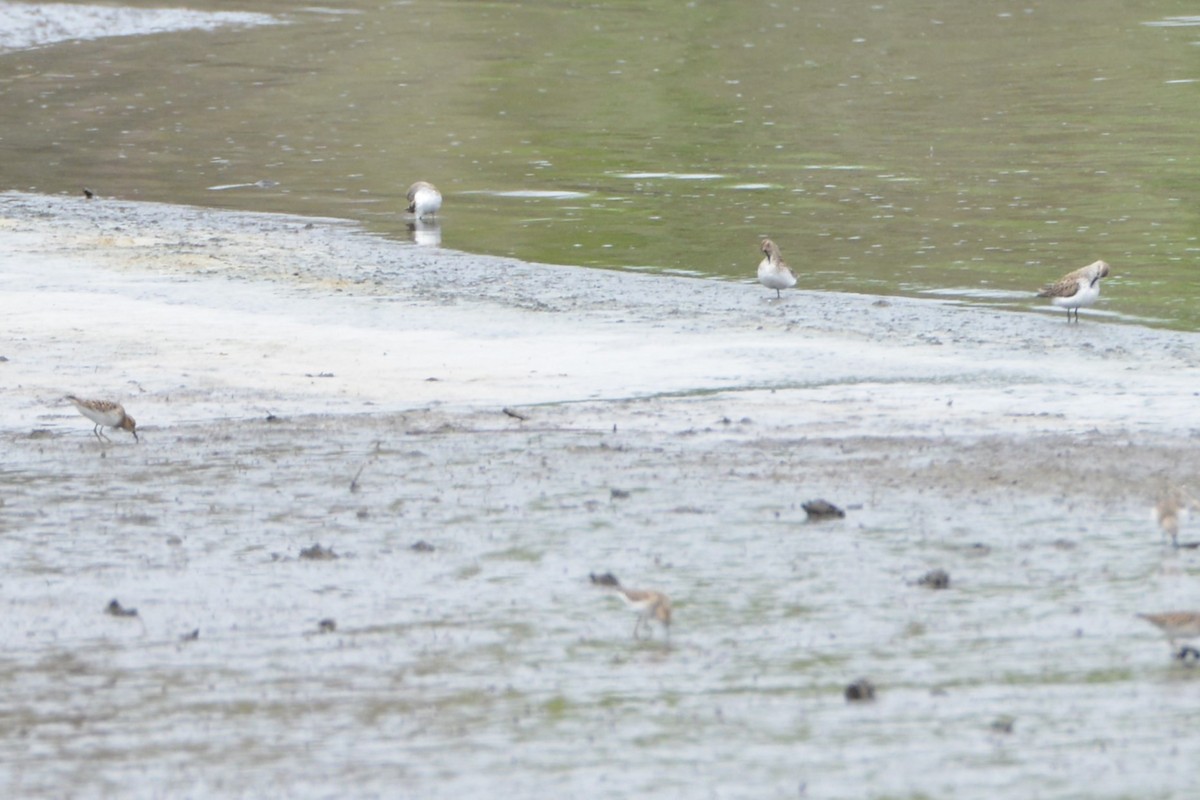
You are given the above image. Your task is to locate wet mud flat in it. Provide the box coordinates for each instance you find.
[3,192,1200,798]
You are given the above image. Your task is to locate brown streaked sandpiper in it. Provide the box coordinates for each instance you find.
[590,572,671,642]
[757,238,797,299]
[1156,486,1187,548]
[1154,484,1199,548]
[1137,611,1200,660]
[1036,260,1110,322]
[66,395,138,442]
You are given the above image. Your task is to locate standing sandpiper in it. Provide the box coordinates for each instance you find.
[66,395,138,442]
[1137,612,1200,660]
[590,573,672,643]
[1155,484,1197,548]
[1036,260,1110,322]
[757,239,797,299]
[406,181,442,220]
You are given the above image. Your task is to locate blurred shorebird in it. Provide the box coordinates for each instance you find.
[406,181,442,220]
[590,572,672,643]
[1137,611,1200,660]
[757,238,797,299]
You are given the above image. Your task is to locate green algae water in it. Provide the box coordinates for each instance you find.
[2,0,1199,327]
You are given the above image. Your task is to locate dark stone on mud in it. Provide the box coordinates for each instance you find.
[803,499,845,520]
[300,543,338,560]
[917,569,950,589]
[845,678,876,702]
[105,599,138,618]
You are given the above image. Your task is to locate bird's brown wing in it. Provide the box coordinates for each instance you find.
[1037,275,1081,299]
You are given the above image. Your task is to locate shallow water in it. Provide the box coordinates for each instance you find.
[2,1,1200,327]
[4,192,1200,797]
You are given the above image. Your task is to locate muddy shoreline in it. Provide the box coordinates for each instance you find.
[3,190,1198,499]
[3,191,1200,798]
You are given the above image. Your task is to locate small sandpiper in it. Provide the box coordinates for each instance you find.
[1156,486,1186,548]
[406,181,442,220]
[757,238,797,299]
[1137,611,1200,660]
[66,395,138,442]
[590,573,671,642]
[1036,260,1110,322]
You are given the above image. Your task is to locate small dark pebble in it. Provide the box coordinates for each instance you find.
[299,543,338,560]
[181,628,200,641]
[106,599,138,618]
[803,499,845,520]
[990,716,1016,734]
[610,488,631,500]
[589,572,620,587]
[265,413,282,423]
[355,509,369,519]
[845,678,876,702]
[318,618,337,633]
[410,540,436,553]
[917,569,950,589]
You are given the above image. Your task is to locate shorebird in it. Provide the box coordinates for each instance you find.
[1137,612,1200,660]
[757,238,797,299]
[406,181,442,219]
[1155,484,1197,548]
[1036,260,1110,322]
[66,395,138,442]
[590,573,671,642]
